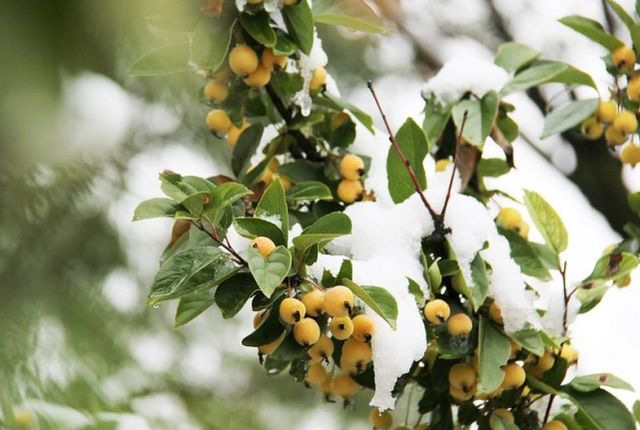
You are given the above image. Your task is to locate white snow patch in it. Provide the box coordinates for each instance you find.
[257,213,283,229]
[541,291,581,337]
[294,31,328,116]
[421,59,509,105]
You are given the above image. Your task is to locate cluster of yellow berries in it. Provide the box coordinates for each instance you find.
[252,281,377,402]
[580,45,640,166]
[337,154,366,203]
[495,207,529,239]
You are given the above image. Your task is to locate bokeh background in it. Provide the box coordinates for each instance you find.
[1,0,640,429]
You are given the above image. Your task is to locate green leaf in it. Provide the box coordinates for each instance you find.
[584,251,639,282]
[607,1,636,30]
[148,246,239,305]
[256,177,290,242]
[277,159,325,183]
[542,99,599,138]
[387,118,428,204]
[496,114,519,142]
[274,31,298,56]
[292,212,351,251]
[133,198,180,221]
[498,227,552,281]
[628,192,640,214]
[452,90,499,146]
[215,273,258,319]
[407,277,425,303]
[491,413,520,430]
[320,93,375,133]
[287,181,333,202]
[561,386,636,430]
[632,24,640,53]
[282,0,314,55]
[129,43,191,76]
[190,18,234,72]
[501,62,565,95]
[242,297,285,346]
[477,318,511,394]
[470,253,489,309]
[576,281,610,313]
[571,373,635,393]
[203,182,253,225]
[174,287,217,327]
[494,42,541,72]
[270,332,306,361]
[233,217,286,247]
[232,123,265,178]
[478,158,511,178]
[422,99,453,144]
[633,400,640,423]
[342,279,399,329]
[160,173,215,202]
[312,0,390,34]
[247,246,292,298]
[523,190,568,255]
[240,12,277,47]
[559,15,625,52]
[512,327,546,356]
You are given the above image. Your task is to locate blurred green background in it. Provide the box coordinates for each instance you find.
[1,0,637,429]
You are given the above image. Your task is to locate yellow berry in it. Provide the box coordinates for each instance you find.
[331,373,359,398]
[616,273,632,287]
[280,297,306,324]
[612,46,636,73]
[613,110,638,133]
[261,167,275,186]
[489,409,514,428]
[14,410,32,430]
[340,355,360,374]
[275,174,292,191]
[560,344,579,365]
[605,125,628,146]
[319,372,334,395]
[309,335,334,364]
[337,179,364,203]
[509,338,521,360]
[227,119,250,147]
[244,64,271,88]
[352,314,376,342]
[293,317,321,346]
[435,159,452,172]
[621,144,640,166]
[331,112,350,131]
[258,332,285,355]
[596,100,617,124]
[281,0,299,5]
[517,220,530,239]
[580,117,604,140]
[309,66,327,90]
[629,77,640,103]
[369,409,393,430]
[253,310,266,328]
[447,313,473,337]
[450,383,476,402]
[251,236,276,257]
[449,363,477,390]
[340,154,365,180]
[204,80,229,103]
[535,351,556,372]
[423,299,451,324]
[342,338,372,367]
[262,48,287,71]
[496,207,522,230]
[213,68,230,83]
[489,302,503,325]
[323,285,355,317]
[542,421,568,430]
[247,0,263,4]
[330,316,354,340]
[229,45,259,76]
[501,363,526,390]
[301,289,325,317]
[306,363,328,386]
[206,109,232,134]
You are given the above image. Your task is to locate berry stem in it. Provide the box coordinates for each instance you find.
[303,277,325,291]
[367,80,439,221]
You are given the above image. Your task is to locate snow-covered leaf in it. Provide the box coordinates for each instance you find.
[240,11,276,47]
[283,0,314,55]
[387,118,428,204]
[523,190,568,255]
[232,123,265,178]
[292,212,351,251]
[494,42,541,73]
[477,318,511,394]
[174,287,217,328]
[190,18,235,71]
[247,246,292,298]
[452,90,499,146]
[215,273,258,319]
[256,177,290,241]
[133,198,180,221]
[559,15,625,52]
[129,43,191,76]
[287,181,333,202]
[542,99,599,138]
[342,279,398,329]
[312,0,390,34]
[233,217,287,246]
[571,373,635,393]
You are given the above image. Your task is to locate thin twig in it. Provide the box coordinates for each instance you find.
[560,260,569,336]
[543,395,555,425]
[367,80,439,220]
[303,277,325,291]
[193,219,247,265]
[440,110,468,221]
